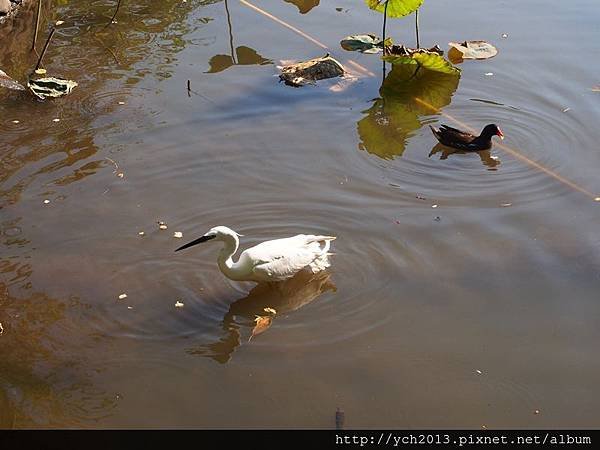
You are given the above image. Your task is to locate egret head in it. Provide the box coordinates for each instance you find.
[175,226,242,252]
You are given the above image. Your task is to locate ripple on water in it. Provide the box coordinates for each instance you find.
[92,197,409,356]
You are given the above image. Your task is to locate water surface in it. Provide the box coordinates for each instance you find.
[1,0,600,428]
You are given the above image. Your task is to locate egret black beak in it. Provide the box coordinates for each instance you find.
[175,235,216,252]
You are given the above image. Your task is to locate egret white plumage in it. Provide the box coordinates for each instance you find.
[175,226,336,283]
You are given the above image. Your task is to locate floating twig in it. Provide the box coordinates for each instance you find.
[105,157,119,174]
[94,37,120,64]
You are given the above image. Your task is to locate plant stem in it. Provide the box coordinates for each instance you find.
[103,0,123,30]
[34,27,56,71]
[224,0,236,64]
[415,9,420,49]
[32,0,42,51]
[382,1,389,55]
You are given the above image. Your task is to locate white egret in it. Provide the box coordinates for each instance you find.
[175,226,336,283]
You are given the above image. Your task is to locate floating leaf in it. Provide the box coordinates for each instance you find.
[448,41,498,60]
[0,69,25,91]
[365,0,424,18]
[27,77,78,99]
[340,34,385,54]
[280,54,344,87]
[251,315,273,339]
[383,46,459,75]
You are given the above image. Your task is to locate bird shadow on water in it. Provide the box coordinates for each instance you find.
[429,143,501,170]
[187,270,336,364]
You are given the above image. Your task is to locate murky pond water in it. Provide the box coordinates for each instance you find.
[1,0,600,428]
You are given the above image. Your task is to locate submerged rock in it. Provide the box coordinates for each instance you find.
[279,54,344,87]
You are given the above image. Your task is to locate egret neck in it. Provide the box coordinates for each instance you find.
[216,232,246,281]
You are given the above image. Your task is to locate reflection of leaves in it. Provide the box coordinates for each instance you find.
[357,64,460,159]
[366,0,424,17]
[0,280,117,427]
[284,0,320,14]
[206,46,271,73]
[206,54,235,73]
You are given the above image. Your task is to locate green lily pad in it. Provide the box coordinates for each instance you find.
[365,0,424,18]
[383,45,459,75]
[27,77,78,99]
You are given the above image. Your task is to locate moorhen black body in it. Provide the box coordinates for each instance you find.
[429,123,504,151]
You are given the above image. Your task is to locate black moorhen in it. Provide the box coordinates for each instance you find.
[429,124,504,151]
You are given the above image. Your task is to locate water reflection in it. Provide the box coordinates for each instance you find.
[429,143,501,170]
[283,0,320,14]
[188,271,336,363]
[0,280,117,428]
[357,65,460,159]
[206,0,271,73]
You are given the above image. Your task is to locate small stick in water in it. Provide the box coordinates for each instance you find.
[187,79,191,97]
[34,27,56,71]
[32,0,42,51]
[335,407,345,430]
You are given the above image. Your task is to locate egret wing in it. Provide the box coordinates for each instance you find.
[240,235,332,281]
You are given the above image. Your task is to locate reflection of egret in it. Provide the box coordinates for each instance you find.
[175,226,336,283]
[205,0,271,73]
[429,143,501,170]
[188,270,336,363]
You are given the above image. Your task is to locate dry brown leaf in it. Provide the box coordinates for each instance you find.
[251,315,273,339]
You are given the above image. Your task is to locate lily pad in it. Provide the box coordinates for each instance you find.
[365,0,424,18]
[27,77,78,99]
[448,41,498,61]
[0,69,25,91]
[383,45,459,75]
[341,34,385,54]
[280,54,344,87]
